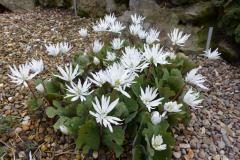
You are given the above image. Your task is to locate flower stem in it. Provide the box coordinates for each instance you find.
[172,84,186,101]
[147,64,152,80]
[26,81,37,100]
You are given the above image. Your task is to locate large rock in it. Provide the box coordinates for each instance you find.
[38,0,70,8]
[177,1,217,23]
[219,40,240,62]
[0,0,35,11]
[77,0,106,17]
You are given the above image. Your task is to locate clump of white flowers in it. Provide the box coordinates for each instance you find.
[13,12,216,159]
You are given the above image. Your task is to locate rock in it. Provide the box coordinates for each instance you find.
[77,0,106,17]
[173,151,181,159]
[177,1,217,23]
[179,143,190,149]
[209,143,217,153]
[217,140,225,149]
[219,40,240,62]
[105,0,116,12]
[198,150,206,159]
[0,0,35,11]
[38,0,72,8]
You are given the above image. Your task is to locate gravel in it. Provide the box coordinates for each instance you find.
[1,8,240,159]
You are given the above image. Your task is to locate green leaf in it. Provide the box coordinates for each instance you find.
[76,120,100,154]
[46,107,58,118]
[27,97,42,111]
[158,87,175,99]
[145,136,154,157]
[104,127,125,158]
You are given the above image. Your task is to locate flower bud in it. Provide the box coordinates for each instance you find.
[93,57,100,65]
[59,125,69,135]
[36,83,44,93]
[151,111,162,125]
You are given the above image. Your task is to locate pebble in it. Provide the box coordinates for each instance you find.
[199,150,206,159]
[217,140,226,149]
[179,143,190,149]
[173,151,181,159]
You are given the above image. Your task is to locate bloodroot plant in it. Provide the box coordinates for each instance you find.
[9,13,220,159]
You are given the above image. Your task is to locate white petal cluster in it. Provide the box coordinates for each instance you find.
[140,86,163,112]
[65,79,93,102]
[129,24,142,36]
[92,40,104,54]
[121,46,148,73]
[146,28,160,44]
[79,28,88,37]
[142,44,169,66]
[203,48,221,60]
[93,57,100,65]
[138,29,147,40]
[109,21,126,33]
[45,43,60,56]
[59,42,72,54]
[29,58,44,74]
[131,14,145,24]
[105,63,136,98]
[89,96,122,132]
[164,101,182,113]
[168,28,190,46]
[104,13,116,25]
[106,51,116,61]
[8,63,37,87]
[93,14,125,33]
[89,70,107,87]
[151,135,167,151]
[183,88,203,109]
[93,18,109,32]
[111,38,124,50]
[54,63,80,82]
[151,111,166,125]
[185,66,208,90]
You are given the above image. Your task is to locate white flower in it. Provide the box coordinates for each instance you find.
[8,63,37,87]
[54,63,80,82]
[142,44,169,66]
[89,96,122,132]
[105,63,136,98]
[203,48,221,60]
[168,28,190,46]
[93,40,104,54]
[29,58,44,74]
[59,125,69,135]
[185,67,208,90]
[140,86,163,112]
[151,111,166,125]
[183,88,203,109]
[65,79,93,102]
[131,14,145,24]
[104,13,116,25]
[36,83,44,93]
[93,57,100,65]
[146,28,160,44]
[108,21,126,33]
[121,46,148,73]
[59,42,72,54]
[79,28,88,37]
[129,24,142,36]
[106,51,116,61]
[164,101,182,112]
[93,19,109,32]
[151,135,167,151]
[89,70,107,87]
[45,43,60,56]
[138,29,147,40]
[111,38,124,50]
